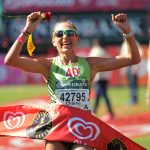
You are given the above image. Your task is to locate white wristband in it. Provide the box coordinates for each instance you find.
[123,32,134,38]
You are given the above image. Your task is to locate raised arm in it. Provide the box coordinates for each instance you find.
[4,12,51,80]
[88,13,141,80]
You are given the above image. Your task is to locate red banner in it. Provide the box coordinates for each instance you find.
[3,0,148,14]
[0,104,146,150]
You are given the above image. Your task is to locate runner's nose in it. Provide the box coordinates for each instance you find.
[63,34,68,38]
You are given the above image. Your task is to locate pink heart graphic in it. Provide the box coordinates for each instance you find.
[3,111,25,129]
[77,123,93,137]
[68,117,100,140]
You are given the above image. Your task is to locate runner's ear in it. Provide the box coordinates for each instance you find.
[52,38,56,47]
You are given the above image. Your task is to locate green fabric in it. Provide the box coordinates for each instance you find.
[47,56,91,110]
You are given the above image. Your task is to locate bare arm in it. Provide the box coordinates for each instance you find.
[4,12,50,80]
[88,13,141,81]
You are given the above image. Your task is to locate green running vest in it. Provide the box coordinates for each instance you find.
[47,56,91,110]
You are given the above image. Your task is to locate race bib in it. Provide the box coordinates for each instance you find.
[55,89,90,110]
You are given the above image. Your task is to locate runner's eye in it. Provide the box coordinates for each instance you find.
[54,31,63,37]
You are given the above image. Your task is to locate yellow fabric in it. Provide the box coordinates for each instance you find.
[27,34,35,56]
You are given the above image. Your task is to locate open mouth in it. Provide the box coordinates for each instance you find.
[62,41,72,49]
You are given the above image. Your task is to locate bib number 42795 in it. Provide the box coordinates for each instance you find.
[60,92,86,102]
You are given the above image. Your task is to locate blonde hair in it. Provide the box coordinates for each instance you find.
[52,20,77,32]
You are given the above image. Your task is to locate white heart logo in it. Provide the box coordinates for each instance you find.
[68,117,100,140]
[3,111,25,130]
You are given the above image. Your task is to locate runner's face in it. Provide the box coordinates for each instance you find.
[52,22,79,54]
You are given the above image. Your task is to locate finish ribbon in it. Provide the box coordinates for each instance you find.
[0,104,146,150]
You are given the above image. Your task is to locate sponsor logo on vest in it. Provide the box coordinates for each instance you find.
[66,67,79,77]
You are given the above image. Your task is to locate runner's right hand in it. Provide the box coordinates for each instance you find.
[23,11,42,34]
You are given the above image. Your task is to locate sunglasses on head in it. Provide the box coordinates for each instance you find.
[53,29,77,38]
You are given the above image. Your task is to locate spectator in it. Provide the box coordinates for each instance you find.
[120,40,143,105]
[89,39,114,122]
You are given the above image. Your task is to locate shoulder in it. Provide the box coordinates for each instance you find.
[36,57,57,74]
